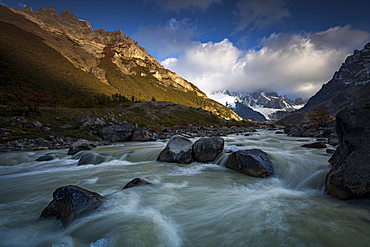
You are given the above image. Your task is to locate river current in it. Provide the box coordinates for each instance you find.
[0,130,369,247]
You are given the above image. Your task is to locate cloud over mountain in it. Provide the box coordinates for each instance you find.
[161,25,370,99]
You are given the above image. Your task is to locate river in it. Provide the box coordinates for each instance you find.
[0,130,369,247]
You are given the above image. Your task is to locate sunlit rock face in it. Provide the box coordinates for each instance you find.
[15,6,207,96]
[299,43,370,116]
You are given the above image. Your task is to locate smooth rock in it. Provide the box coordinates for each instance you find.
[301,142,327,148]
[226,149,274,178]
[192,136,224,162]
[40,185,104,225]
[123,178,152,189]
[157,135,193,164]
[35,153,56,161]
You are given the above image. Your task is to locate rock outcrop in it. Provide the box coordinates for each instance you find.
[299,43,370,116]
[325,108,370,200]
[40,185,104,225]
[99,123,135,142]
[226,149,274,178]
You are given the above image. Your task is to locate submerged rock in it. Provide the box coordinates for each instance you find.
[35,153,56,161]
[77,152,107,165]
[226,149,274,178]
[123,178,152,189]
[40,185,104,225]
[325,108,370,200]
[192,136,224,162]
[301,142,327,148]
[157,135,193,164]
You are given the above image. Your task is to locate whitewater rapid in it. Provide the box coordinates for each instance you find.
[0,130,369,247]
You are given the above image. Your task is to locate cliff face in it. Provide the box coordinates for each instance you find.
[299,43,370,116]
[0,5,240,120]
[14,6,205,96]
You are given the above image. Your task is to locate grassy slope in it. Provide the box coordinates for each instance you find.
[0,21,117,108]
[99,45,236,119]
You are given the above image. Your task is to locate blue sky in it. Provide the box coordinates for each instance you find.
[2,0,370,99]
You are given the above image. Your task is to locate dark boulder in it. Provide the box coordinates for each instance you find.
[226,149,274,178]
[301,142,327,148]
[141,137,157,142]
[35,153,56,161]
[192,136,224,162]
[132,128,151,141]
[157,135,193,164]
[123,178,152,189]
[99,123,135,142]
[326,148,336,154]
[77,152,107,165]
[325,108,370,200]
[67,139,96,155]
[40,185,104,225]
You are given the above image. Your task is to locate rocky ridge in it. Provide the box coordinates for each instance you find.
[12,6,202,95]
[299,43,370,116]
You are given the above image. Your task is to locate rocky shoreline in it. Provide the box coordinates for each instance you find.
[0,119,259,152]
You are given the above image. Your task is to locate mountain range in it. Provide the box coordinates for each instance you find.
[210,90,306,121]
[0,5,241,121]
[1,5,369,126]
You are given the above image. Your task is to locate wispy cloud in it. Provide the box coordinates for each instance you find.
[18,2,27,8]
[133,18,197,59]
[162,26,370,99]
[144,0,222,11]
[235,0,290,30]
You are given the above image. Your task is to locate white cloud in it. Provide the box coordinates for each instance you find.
[161,26,370,99]
[144,0,222,11]
[133,18,196,59]
[235,0,290,30]
[18,3,27,8]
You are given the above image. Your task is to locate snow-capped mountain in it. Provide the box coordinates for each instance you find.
[210,90,306,121]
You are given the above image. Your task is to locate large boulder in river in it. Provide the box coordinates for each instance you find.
[325,108,370,200]
[193,136,224,162]
[157,135,193,164]
[99,123,135,142]
[40,185,104,225]
[226,149,274,178]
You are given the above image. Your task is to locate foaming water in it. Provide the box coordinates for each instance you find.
[0,130,369,247]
